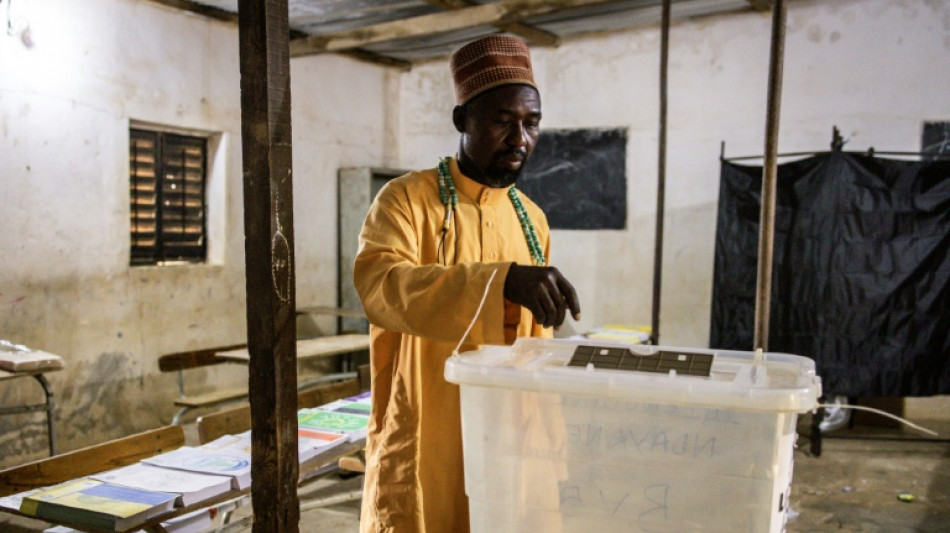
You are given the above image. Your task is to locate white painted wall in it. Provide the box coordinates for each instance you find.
[396,0,950,347]
[0,0,387,466]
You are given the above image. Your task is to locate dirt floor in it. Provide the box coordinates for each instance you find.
[785,415,950,533]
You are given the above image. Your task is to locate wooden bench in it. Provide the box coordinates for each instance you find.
[193,378,367,526]
[195,378,361,444]
[0,378,370,531]
[0,426,185,498]
[0,424,266,533]
[158,343,250,426]
[158,335,370,425]
[196,377,369,474]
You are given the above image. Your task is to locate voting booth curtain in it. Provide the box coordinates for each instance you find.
[710,151,950,397]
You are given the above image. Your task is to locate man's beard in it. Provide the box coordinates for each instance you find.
[484,150,528,188]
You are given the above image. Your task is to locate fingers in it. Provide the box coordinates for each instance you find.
[534,284,560,329]
[528,297,549,329]
[539,269,574,329]
[503,264,581,329]
[556,275,581,321]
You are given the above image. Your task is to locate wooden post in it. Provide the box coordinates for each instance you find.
[237,0,300,531]
[650,0,670,346]
[753,0,786,351]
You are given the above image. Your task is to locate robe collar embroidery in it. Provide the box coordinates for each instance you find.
[438,157,545,266]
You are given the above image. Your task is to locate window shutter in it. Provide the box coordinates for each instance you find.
[130,130,158,265]
[159,134,206,263]
[129,129,207,266]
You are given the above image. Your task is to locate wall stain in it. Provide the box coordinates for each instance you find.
[47,352,165,453]
[0,420,49,467]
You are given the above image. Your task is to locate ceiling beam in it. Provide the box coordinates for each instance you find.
[145,0,238,23]
[145,0,411,69]
[425,0,560,47]
[493,21,561,47]
[289,0,618,56]
[745,0,773,10]
[336,49,413,71]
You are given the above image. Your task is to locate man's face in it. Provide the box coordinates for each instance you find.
[455,84,541,188]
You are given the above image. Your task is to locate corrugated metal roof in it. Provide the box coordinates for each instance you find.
[173,0,767,66]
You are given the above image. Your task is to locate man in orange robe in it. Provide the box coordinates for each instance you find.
[354,35,581,533]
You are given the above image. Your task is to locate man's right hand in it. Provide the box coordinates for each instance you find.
[503,263,581,329]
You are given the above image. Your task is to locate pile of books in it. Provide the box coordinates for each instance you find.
[0,339,64,372]
[6,439,249,532]
[298,390,371,449]
[5,390,373,532]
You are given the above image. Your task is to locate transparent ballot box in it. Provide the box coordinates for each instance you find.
[444,338,821,533]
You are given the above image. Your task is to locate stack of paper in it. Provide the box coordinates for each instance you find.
[8,392,379,533]
[583,324,651,345]
[0,488,44,513]
[19,479,176,532]
[297,428,348,463]
[343,390,372,408]
[200,432,252,456]
[197,429,349,467]
[0,340,64,372]
[91,463,233,507]
[155,507,215,533]
[324,397,371,417]
[143,446,252,490]
[42,508,214,533]
[299,401,370,443]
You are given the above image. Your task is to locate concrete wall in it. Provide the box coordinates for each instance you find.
[1,0,947,466]
[0,0,387,466]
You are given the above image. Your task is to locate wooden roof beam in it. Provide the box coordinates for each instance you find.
[337,49,413,71]
[145,0,239,23]
[426,0,560,47]
[146,0,410,69]
[290,0,618,56]
[745,0,772,10]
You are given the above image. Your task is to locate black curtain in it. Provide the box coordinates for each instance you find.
[710,152,950,396]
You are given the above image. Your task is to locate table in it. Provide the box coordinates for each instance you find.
[296,305,368,342]
[0,436,366,533]
[216,333,370,373]
[214,333,369,363]
[160,335,370,426]
[0,368,59,456]
[295,305,366,319]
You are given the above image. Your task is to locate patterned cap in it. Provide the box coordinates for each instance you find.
[450,35,537,105]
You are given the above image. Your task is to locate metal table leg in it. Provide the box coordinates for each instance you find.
[0,372,57,456]
[34,373,57,456]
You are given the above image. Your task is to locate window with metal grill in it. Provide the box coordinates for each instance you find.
[129,129,207,266]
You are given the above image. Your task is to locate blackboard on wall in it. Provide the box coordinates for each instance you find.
[517,128,627,230]
[922,121,950,161]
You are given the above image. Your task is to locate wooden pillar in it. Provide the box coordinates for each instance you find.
[650,0,671,346]
[753,0,786,351]
[237,0,300,531]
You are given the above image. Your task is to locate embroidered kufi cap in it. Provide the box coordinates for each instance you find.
[450,35,537,105]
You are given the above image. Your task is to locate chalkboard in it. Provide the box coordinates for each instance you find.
[517,128,627,230]
[922,121,950,162]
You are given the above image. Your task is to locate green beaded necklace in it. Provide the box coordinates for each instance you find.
[437,157,546,266]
